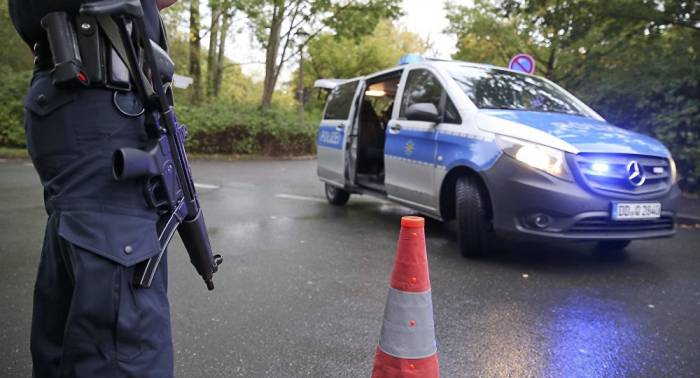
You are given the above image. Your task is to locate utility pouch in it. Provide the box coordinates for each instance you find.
[105,20,133,91]
[75,15,106,86]
[41,12,89,88]
[107,47,132,91]
[40,12,133,91]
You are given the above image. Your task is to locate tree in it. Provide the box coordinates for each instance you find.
[241,0,402,108]
[207,0,238,97]
[445,0,535,68]
[446,0,603,80]
[189,0,204,103]
[207,0,221,98]
[598,0,700,33]
[305,20,428,80]
[213,9,234,97]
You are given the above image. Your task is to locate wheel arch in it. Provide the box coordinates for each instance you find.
[439,165,493,221]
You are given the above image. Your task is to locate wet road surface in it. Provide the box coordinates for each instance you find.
[1,159,699,377]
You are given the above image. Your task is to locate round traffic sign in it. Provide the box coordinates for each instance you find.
[509,54,536,74]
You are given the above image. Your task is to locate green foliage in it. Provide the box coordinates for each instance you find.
[321,0,404,39]
[0,65,30,148]
[305,20,428,81]
[0,2,34,72]
[179,101,320,156]
[0,147,28,159]
[445,0,535,67]
[242,0,403,47]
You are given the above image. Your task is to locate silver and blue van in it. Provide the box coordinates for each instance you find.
[315,57,680,257]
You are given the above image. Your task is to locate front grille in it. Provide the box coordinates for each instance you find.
[573,153,672,197]
[569,216,675,233]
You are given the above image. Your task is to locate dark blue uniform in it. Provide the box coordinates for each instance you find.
[9,1,174,376]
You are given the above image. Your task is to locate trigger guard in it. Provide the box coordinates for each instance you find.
[143,177,168,209]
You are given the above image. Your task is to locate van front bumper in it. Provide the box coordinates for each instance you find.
[481,155,681,241]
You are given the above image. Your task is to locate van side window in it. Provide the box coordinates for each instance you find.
[399,69,442,119]
[324,81,359,120]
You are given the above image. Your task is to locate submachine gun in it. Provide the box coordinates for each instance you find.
[73,0,223,290]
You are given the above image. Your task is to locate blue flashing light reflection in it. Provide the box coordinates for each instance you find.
[591,162,610,174]
[544,294,644,377]
[398,53,423,66]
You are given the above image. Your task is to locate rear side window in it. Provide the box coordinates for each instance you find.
[324,81,359,120]
[399,69,443,119]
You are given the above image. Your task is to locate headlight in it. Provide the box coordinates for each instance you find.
[669,156,678,184]
[496,135,572,180]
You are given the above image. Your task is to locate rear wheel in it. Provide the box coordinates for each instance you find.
[455,175,491,257]
[325,183,350,206]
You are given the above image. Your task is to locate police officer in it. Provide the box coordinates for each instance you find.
[9,0,178,376]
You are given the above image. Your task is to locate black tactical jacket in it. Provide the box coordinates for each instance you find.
[10,0,165,267]
[9,0,162,47]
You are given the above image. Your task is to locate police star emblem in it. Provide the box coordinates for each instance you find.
[405,140,415,157]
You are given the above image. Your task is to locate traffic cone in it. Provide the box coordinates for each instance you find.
[371,216,439,378]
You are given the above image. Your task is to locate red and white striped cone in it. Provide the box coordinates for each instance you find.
[372,216,439,378]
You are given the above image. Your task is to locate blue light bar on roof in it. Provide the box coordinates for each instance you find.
[398,53,423,66]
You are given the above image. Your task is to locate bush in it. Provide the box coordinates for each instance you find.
[0,65,30,148]
[178,101,320,156]
[0,69,321,157]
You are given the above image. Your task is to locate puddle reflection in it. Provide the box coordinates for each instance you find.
[544,294,642,377]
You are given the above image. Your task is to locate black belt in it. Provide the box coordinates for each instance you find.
[33,12,133,92]
[33,37,145,118]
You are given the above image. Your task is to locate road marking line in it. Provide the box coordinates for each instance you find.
[194,182,220,190]
[23,162,34,167]
[0,159,7,163]
[275,194,326,203]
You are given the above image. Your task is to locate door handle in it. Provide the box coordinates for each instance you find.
[336,124,345,131]
[388,123,402,133]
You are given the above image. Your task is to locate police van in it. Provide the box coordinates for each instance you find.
[315,56,680,257]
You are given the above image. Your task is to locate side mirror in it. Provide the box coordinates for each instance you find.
[405,103,440,123]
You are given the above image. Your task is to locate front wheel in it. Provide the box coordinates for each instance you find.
[325,183,350,206]
[455,175,491,258]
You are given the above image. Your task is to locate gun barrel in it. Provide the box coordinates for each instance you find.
[177,209,222,290]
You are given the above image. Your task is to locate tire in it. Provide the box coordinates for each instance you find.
[325,183,350,206]
[455,175,491,258]
[597,240,631,251]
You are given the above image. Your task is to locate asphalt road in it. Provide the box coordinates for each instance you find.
[1,158,699,377]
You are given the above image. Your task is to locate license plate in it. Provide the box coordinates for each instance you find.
[611,202,661,220]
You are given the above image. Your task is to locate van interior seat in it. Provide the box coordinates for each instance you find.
[358,99,385,175]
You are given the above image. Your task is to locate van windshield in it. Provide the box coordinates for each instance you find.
[448,65,589,117]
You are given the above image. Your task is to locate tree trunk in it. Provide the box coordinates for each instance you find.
[207,1,221,97]
[545,44,558,79]
[261,3,284,108]
[213,9,233,97]
[189,0,203,104]
[298,46,304,121]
